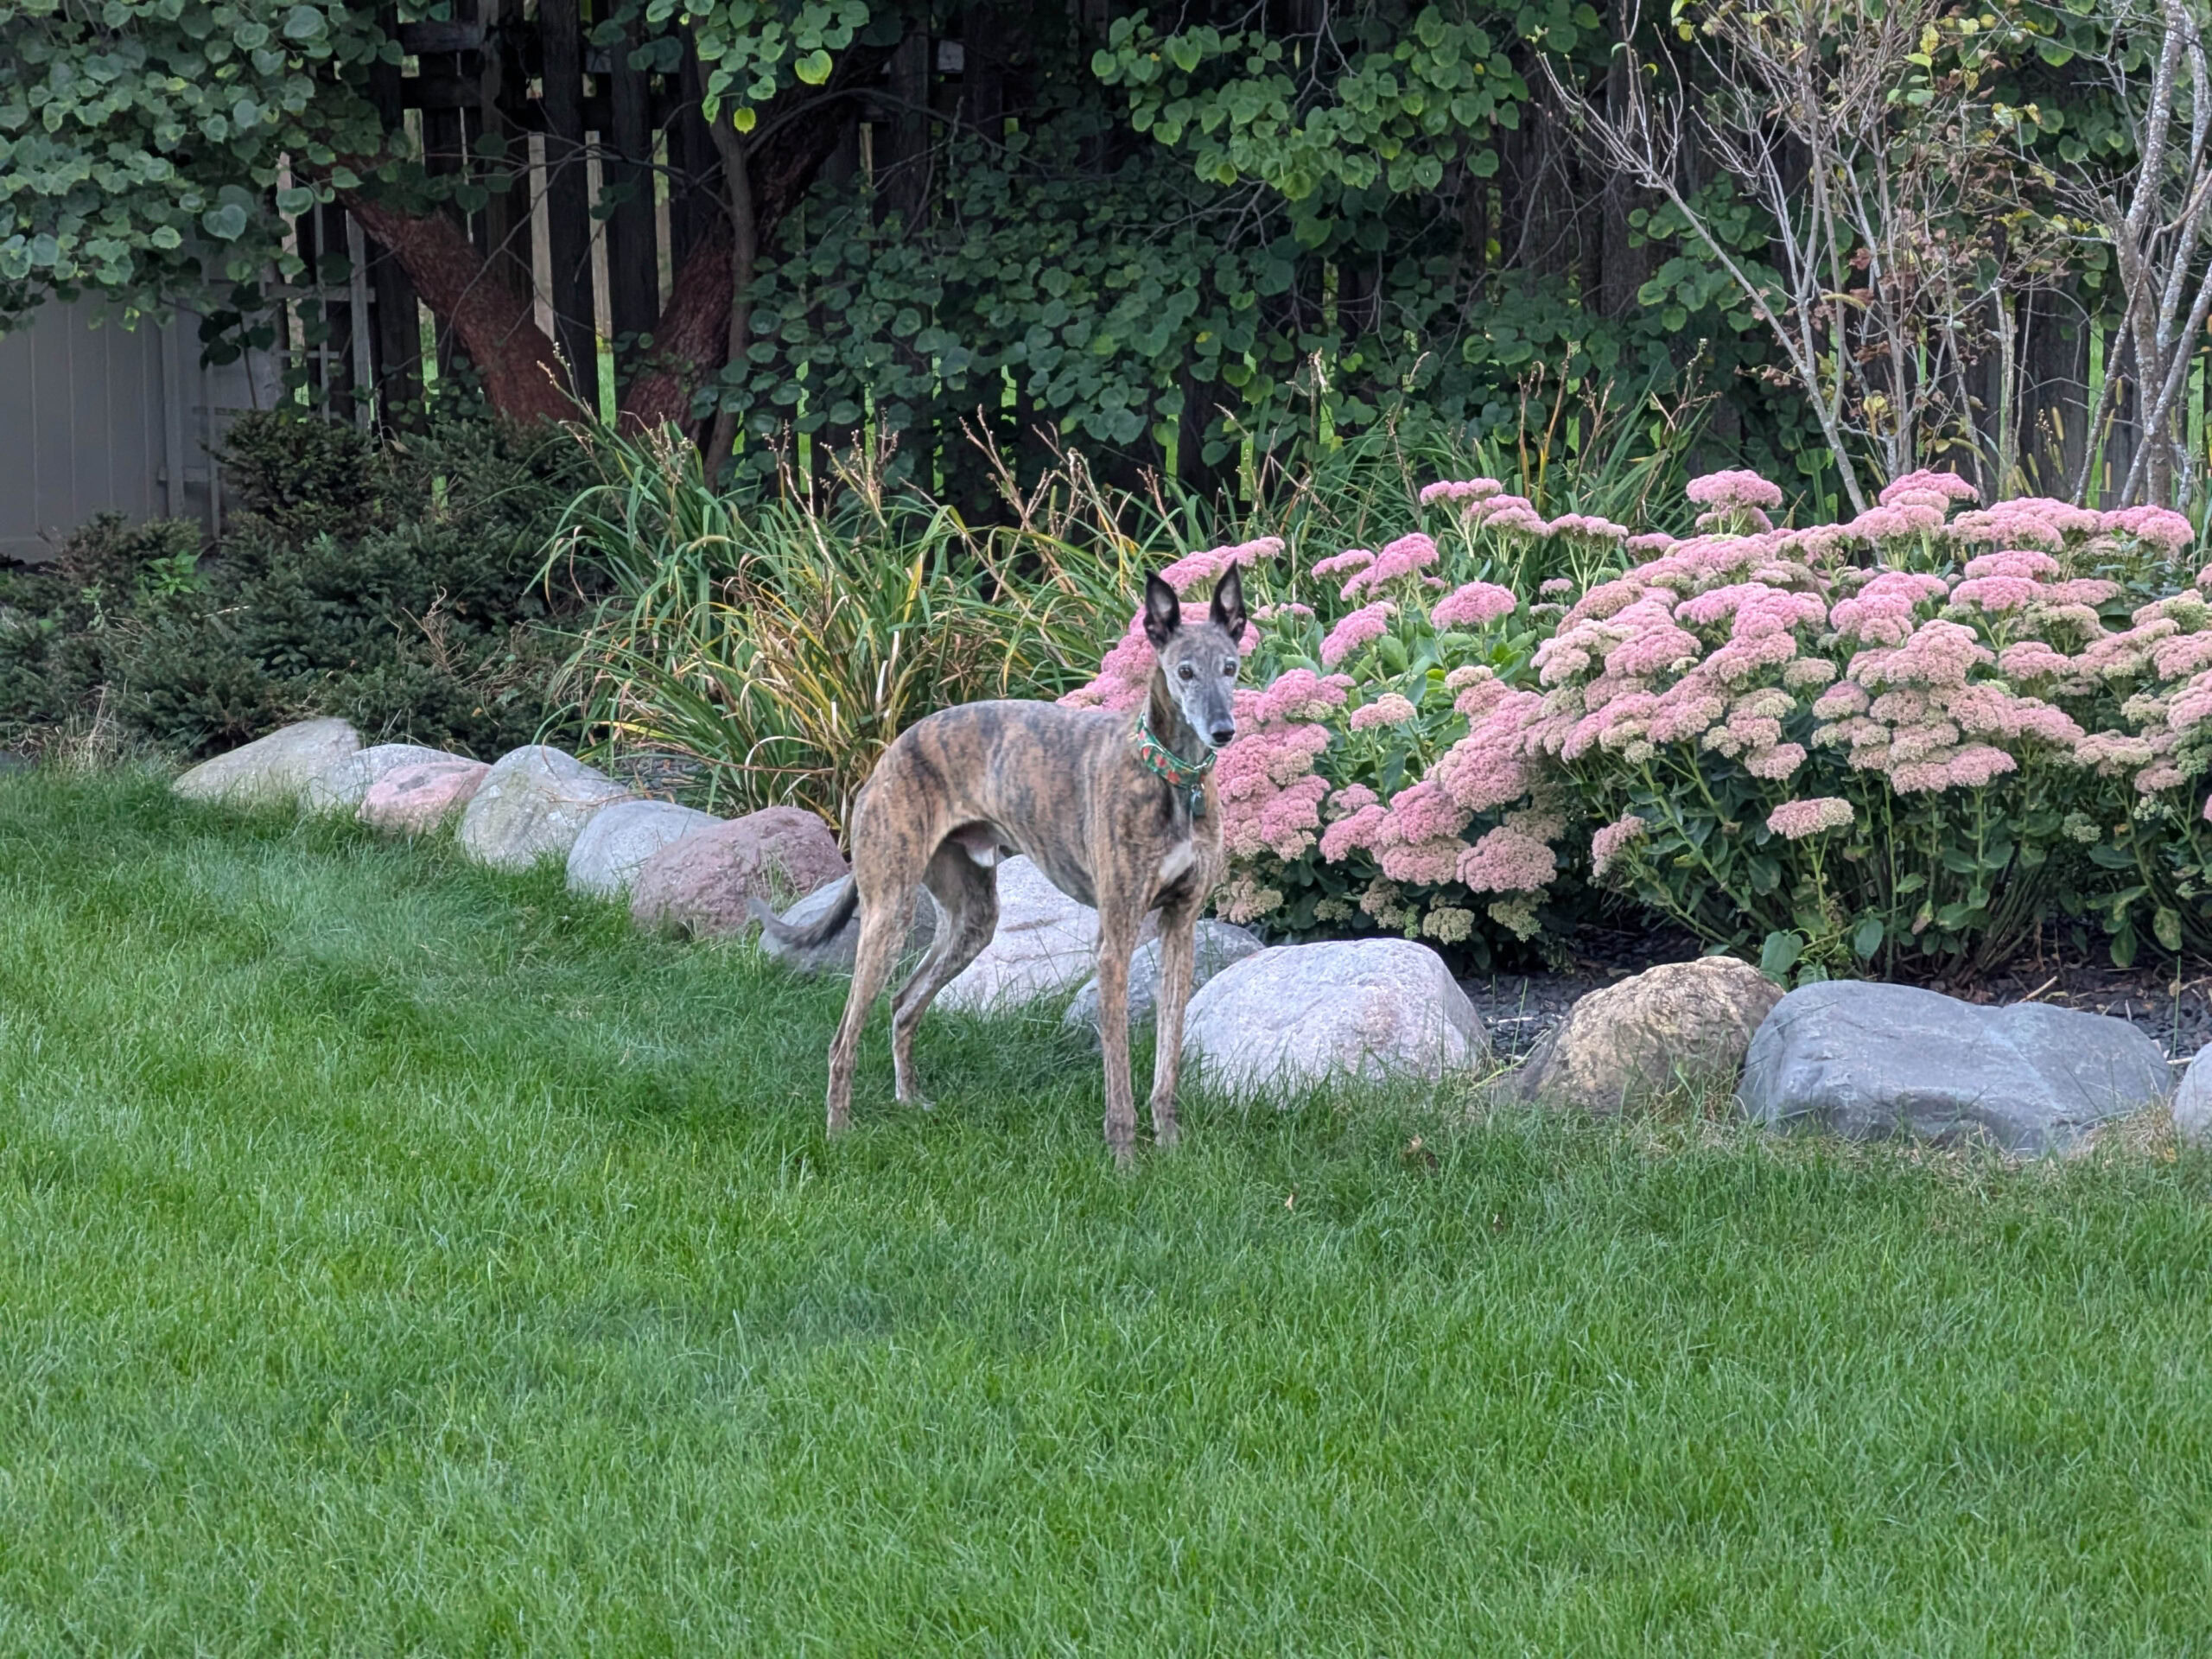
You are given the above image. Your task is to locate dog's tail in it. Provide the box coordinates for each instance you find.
[749,875,858,950]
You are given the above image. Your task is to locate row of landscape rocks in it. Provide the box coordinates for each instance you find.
[175,720,2209,1156]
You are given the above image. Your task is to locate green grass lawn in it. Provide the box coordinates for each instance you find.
[0,771,2209,1654]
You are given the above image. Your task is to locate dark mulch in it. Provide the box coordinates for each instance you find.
[1953,957,2212,1060]
[1461,921,1706,1061]
[1462,925,2212,1064]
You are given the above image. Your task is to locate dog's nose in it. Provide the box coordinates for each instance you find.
[1210,722,1236,747]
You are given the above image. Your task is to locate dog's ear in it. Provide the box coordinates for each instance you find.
[1210,564,1247,642]
[1142,573,1181,649]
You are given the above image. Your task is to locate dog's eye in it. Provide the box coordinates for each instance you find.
[1178,664,1195,680]
[1222,660,1236,676]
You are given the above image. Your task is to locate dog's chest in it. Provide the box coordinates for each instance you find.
[1155,840,1198,887]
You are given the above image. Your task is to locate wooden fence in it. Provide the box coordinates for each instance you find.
[279,3,738,428]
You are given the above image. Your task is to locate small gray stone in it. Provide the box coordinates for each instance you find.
[2174,1046,2212,1148]
[173,718,360,808]
[302,742,456,813]
[1181,938,1489,1101]
[1504,956,1783,1113]
[1062,920,1265,1042]
[456,746,630,872]
[630,805,848,938]
[1739,981,2171,1155]
[759,877,943,976]
[565,798,721,898]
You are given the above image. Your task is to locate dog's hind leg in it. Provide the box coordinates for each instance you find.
[888,842,999,1106]
[1146,898,1204,1150]
[824,877,920,1135]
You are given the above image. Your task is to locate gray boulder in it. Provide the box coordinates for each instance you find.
[1505,955,1783,1112]
[358,758,491,835]
[173,718,359,808]
[757,877,944,976]
[456,746,630,872]
[565,798,721,898]
[1062,920,1265,1042]
[1181,938,1488,1101]
[302,742,455,813]
[935,856,1158,1014]
[1739,981,2171,1155]
[630,805,848,938]
[2173,1047,2212,1148]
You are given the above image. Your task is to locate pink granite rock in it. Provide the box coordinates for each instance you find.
[358,759,491,835]
[630,805,847,938]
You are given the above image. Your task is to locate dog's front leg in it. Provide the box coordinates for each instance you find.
[1147,903,1200,1148]
[1092,916,1141,1166]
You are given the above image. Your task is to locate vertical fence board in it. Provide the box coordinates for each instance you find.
[537,0,598,410]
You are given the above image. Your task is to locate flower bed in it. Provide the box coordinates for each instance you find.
[1060,471,2212,976]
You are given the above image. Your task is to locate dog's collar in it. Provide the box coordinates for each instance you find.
[1133,715,1214,819]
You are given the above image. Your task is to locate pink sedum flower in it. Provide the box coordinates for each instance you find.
[2101,505,2195,555]
[1311,549,1376,580]
[1320,803,1389,861]
[1766,798,1856,839]
[1319,601,1397,667]
[1419,478,1504,506]
[1546,512,1631,543]
[1456,826,1557,893]
[1686,469,1785,511]
[1590,815,1649,878]
[1348,693,1418,730]
[1951,575,2044,614]
[1365,532,1440,586]
[1878,469,1978,509]
[1430,581,1519,630]
[1387,779,1471,844]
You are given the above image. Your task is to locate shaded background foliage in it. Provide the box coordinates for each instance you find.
[2,0,2186,517]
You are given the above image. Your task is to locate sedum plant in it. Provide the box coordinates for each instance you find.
[1061,462,2212,976]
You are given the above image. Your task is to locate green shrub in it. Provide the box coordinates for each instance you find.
[0,410,590,759]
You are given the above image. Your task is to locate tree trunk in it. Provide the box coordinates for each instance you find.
[619,235,732,431]
[620,42,893,436]
[340,33,887,435]
[1598,41,1646,318]
[339,194,573,425]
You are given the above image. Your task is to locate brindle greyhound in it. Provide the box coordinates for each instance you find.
[754,567,1246,1161]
